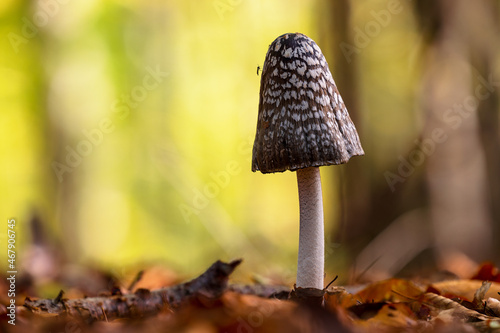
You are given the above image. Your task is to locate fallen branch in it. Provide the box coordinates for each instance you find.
[228,284,291,299]
[24,259,242,322]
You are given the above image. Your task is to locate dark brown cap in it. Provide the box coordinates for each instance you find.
[252,33,364,173]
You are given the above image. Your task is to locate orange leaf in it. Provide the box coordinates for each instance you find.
[431,280,500,302]
[471,262,500,282]
[355,279,424,303]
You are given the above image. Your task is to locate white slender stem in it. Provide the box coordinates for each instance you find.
[295,167,324,289]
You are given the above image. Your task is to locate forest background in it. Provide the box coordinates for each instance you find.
[1,0,499,288]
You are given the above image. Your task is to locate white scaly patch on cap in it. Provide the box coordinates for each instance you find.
[252,33,364,173]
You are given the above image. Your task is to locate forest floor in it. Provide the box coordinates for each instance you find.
[2,259,500,332]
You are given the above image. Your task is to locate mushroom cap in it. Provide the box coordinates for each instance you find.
[252,33,364,173]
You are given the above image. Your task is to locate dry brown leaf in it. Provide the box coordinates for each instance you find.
[175,291,300,333]
[485,298,500,317]
[355,279,424,303]
[471,262,500,282]
[421,292,499,323]
[324,286,360,309]
[363,303,417,329]
[472,281,491,309]
[431,280,500,302]
[429,317,481,333]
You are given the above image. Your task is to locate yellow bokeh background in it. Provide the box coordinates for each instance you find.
[1,0,498,284]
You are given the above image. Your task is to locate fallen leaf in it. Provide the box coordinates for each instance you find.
[355,279,424,303]
[364,303,417,330]
[485,297,500,317]
[471,262,500,282]
[472,281,491,310]
[431,280,500,302]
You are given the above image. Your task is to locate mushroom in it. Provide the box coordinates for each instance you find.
[252,33,364,289]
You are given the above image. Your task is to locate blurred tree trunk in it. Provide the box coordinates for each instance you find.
[415,0,497,265]
[317,0,370,249]
[319,0,500,276]
[470,2,500,259]
[318,0,427,266]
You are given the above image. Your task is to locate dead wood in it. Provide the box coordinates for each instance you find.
[23,259,242,322]
[228,283,291,299]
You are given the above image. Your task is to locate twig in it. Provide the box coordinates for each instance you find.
[24,259,242,322]
[325,275,338,290]
[127,270,144,292]
[228,284,291,299]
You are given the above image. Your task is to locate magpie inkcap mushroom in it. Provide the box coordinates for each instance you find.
[252,33,364,289]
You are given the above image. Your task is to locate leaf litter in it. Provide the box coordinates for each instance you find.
[2,261,500,332]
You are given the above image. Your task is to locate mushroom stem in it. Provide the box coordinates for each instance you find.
[296,166,325,289]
